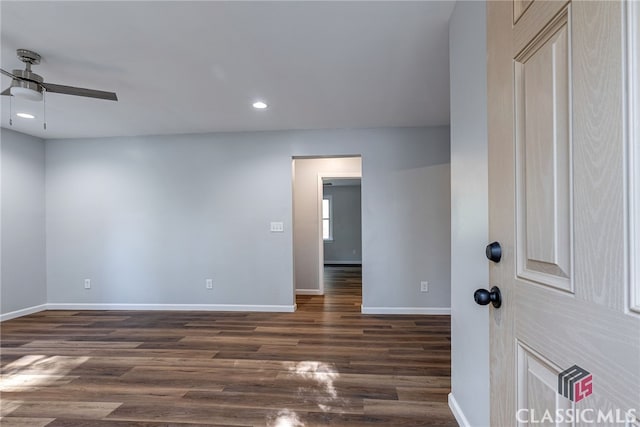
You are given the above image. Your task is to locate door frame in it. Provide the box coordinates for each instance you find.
[316,172,362,295]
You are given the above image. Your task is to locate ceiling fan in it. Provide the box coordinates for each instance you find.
[0,48,118,102]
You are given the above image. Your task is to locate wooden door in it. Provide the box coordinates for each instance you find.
[487,1,640,425]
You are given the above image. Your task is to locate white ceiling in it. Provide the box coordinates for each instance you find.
[1,1,455,140]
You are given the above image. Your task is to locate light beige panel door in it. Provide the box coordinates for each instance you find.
[487,1,640,426]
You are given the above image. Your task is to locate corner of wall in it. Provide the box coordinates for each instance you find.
[448,393,472,427]
[0,128,47,317]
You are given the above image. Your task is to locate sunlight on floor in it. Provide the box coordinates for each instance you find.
[288,360,339,399]
[0,355,89,392]
[267,409,305,427]
[266,360,343,425]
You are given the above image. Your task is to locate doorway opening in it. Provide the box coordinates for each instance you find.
[298,264,363,313]
[320,177,363,313]
[318,174,362,295]
[292,157,362,311]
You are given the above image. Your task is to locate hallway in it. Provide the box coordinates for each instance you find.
[296,265,363,313]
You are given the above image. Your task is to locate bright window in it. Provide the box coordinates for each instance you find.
[322,195,333,241]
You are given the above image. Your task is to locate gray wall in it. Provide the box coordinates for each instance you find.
[46,126,451,311]
[449,2,490,426]
[293,157,361,292]
[323,185,362,264]
[1,128,47,317]
[359,133,450,312]
[46,132,294,308]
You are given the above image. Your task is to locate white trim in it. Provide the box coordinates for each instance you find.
[626,0,640,314]
[361,305,451,315]
[295,289,323,295]
[448,393,471,427]
[46,303,296,312]
[0,304,48,322]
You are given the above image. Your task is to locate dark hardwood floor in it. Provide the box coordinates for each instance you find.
[0,266,455,426]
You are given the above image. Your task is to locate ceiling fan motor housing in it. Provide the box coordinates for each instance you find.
[10,69,44,100]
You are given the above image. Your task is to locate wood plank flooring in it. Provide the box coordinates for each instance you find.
[0,266,455,426]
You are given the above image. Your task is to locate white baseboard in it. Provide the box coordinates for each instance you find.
[0,303,48,322]
[2,303,449,319]
[46,303,296,313]
[1,302,296,321]
[448,393,470,427]
[295,289,323,295]
[323,260,362,265]
[361,305,451,315]
[1,302,298,321]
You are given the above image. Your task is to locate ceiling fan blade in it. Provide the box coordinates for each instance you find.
[41,82,118,101]
[0,68,18,80]
[1,87,10,96]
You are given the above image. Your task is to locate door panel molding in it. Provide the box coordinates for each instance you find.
[515,6,573,293]
[513,0,534,25]
[516,341,572,427]
[513,0,569,55]
[627,0,640,314]
[517,283,640,403]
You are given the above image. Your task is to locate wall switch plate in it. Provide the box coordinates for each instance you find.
[420,281,429,292]
[206,279,213,289]
[84,279,91,289]
[270,222,284,232]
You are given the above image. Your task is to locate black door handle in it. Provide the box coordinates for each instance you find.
[474,286,502,308]
[485,241,502,263]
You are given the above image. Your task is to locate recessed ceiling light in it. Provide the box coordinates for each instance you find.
[16,112,35,119]
[252,101,268,109]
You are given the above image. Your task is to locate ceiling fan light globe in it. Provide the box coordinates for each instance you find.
[10,86,43,101]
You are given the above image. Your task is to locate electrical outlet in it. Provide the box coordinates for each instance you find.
[84,279,91,289]
[420,281,429,292]
[206,279,213,290]
[270,222,284,232]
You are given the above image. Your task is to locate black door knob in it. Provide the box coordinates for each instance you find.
[485,241,502,263]
[474,286,502,308]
